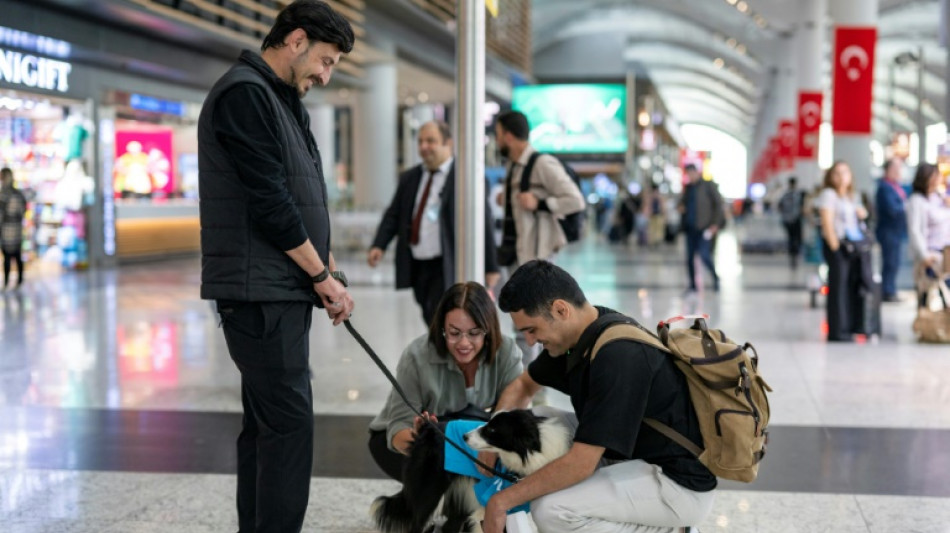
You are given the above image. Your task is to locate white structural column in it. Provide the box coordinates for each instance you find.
[775,33,799,182]
[454,0,485,284]
[311,104,338,204]
[831,0,878,195]
[795,0,827,189]
[353,41,398,209]
[751,72,779,176]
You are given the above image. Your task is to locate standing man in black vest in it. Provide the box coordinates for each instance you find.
[197,2,354,531]
[368,120,500,325]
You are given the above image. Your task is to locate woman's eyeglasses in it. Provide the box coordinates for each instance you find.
[443,328,486,343]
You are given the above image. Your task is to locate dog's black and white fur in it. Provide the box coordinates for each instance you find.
[371,410,571,533]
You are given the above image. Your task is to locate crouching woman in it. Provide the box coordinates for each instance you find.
[367,281,523,480]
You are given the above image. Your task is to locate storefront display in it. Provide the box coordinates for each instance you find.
[114,126,174,198]
[0,93,93,270]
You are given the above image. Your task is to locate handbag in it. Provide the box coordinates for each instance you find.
[496,243,517,267]
[913,274,950,343]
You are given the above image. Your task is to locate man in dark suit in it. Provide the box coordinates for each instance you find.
[875,158,907,302]
[368,121,500,325]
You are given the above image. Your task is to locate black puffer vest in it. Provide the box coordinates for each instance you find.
[198,51,330,302]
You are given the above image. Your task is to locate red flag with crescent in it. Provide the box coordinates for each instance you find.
[797,92,823,159]
[832,27,876,134]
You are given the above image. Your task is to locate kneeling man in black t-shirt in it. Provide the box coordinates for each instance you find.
[481,260,716,533]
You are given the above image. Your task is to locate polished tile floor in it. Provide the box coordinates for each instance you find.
[1,218,949,532]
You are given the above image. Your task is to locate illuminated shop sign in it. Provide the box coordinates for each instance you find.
[0,47,72,92]
[0,26,71,58]
[129,93,185,116]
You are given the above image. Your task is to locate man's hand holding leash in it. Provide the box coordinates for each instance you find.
[314,275,353,325]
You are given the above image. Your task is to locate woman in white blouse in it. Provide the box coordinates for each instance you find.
[906,163,950,299]
[818,161,870,341]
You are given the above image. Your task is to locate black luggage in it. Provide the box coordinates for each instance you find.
[740,240,785,254]
[858,282,882,337]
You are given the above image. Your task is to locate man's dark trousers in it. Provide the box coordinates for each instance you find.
[784,219,803,263]
[219,301,314,533]
[878,233,903,298]
[685,229,719,290]
[410,256,444,326]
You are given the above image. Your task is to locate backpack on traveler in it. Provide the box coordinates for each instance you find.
[778,189,804,224]
[587,313,772,483]
[520,153,586,242]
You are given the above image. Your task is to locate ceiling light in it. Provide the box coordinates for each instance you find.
[713,58,725,69]
[726,0,738,5]
[726,38,737,48]
[418,92,429,103]
[736,44,747,54]
[638,109,650,127]
[737,1,749,13]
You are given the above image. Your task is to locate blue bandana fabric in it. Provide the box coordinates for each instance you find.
[442,420,530,514]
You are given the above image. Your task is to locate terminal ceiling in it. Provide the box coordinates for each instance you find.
[532,0,946,148]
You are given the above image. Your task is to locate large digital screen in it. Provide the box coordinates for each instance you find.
[511,84,627,154]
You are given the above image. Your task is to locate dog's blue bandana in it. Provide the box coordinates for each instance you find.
[443,420,530,514]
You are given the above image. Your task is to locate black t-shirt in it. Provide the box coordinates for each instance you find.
[528,308,717,492]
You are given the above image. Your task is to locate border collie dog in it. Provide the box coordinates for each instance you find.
[371,410,571,533]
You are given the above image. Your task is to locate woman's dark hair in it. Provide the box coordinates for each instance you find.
[495,110,530,141]
[429,282,502,365]
[261,0,355,53]
[498,260,587,318]
[912,163,938,196]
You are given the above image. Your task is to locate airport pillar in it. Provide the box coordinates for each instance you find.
[311,104,338,203]
[353,41,398,209]
[795,0,827,189]
[830,0,879,196]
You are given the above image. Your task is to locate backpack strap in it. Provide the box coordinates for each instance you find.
[642,418,703,457]
[589,322,668,362]
[520,152,543,192]
[588,320,705,459]
[519,151,547,257]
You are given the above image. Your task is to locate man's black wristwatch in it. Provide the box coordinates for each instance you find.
[331,270,348,287]
[311,267,348,287]
[311,267,330,284]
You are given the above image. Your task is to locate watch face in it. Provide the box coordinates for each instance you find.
[331,271,348,287]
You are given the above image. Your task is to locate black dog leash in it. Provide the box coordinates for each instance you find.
[343,319,520,484]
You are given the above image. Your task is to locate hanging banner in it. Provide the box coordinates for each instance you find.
[778,119,797,170]
[797,91,823,158]
[767,137,781,175]
[832,27,877,134]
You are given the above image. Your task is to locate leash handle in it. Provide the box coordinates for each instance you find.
[343,320,520,484]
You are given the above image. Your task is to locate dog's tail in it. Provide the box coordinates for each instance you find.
[370,492,416,533]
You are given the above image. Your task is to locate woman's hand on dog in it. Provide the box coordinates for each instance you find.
[394,412,440,455]
[412,412,438,434]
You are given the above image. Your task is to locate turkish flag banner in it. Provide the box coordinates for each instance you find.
[832,27,876,134]
[767,137,781,174]
[778,119,797,169]
[797,92,823,158]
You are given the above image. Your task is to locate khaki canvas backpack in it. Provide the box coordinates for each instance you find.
[589,314,771,483]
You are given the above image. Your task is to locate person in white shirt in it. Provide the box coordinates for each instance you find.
[906,163,950,300]
[818,161,871,342]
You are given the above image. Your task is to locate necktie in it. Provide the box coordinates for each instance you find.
[500,162,517,249]
[410,169,437,245]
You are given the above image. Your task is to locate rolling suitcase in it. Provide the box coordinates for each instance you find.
[858,282,882,337]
